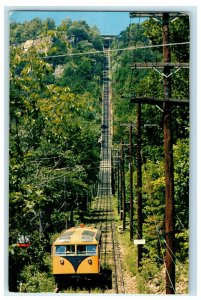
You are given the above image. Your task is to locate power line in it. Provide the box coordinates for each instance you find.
[143,208,188,276]
[160,235,188,275]
[43,41,189,59]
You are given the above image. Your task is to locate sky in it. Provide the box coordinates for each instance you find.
[10,11,135,35]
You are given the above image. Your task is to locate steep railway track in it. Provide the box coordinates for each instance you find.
[59,46,125,294]
[91,48,125,293]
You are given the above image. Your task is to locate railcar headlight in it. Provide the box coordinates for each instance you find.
[60,258,64,265]
[88,259,92,265]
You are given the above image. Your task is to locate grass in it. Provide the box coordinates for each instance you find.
[112,195,189,294]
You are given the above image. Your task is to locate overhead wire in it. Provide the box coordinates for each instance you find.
[161,234,188,275]
[43,41,189,59]
[140,137,189,289]
[143,207,188,274]
[176,215,188,232]
[142,157,189,272]
[149,209,177,294]
[142,191,188,276]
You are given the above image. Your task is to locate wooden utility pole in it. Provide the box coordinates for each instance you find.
[64,176,68,229]
[117,150,121,214]
[120,142,126,230]
[136,103,143,266]
[111,154,116,195]
[163,12,175,294]
[129,122,134,241]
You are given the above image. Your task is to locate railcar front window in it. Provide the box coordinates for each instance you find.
[66,245,75,255]
[56,246,66,255]
[86,245,96,255]
[77,245,96,255]
[55,245,75,256]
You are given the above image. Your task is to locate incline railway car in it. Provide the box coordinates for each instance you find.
[52,225,102,280]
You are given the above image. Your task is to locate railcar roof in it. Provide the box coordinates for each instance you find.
[54,226,101,244]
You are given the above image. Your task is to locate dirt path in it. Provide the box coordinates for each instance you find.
[117,239,138,294]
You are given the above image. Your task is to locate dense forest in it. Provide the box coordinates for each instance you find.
[9,15,189,293]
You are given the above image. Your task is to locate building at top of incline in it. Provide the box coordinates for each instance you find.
[101,35,116,49]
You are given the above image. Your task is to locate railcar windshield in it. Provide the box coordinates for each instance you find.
[77,245,96,255]
[55,245,75,256]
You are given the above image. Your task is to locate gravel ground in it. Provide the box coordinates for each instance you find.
[117,242,138,294]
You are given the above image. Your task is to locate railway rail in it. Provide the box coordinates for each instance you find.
[91,48,125,293]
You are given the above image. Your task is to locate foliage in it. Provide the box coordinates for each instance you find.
[10,17,56,44]
[9,17,103,292]
[19,264,55,292]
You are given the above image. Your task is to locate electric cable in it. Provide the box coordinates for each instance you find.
[42,41,189,59]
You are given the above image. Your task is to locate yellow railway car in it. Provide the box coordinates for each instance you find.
[52,225,102,280]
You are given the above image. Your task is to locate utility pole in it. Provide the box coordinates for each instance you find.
[129,122,134,241]
[120,142,126,230]
[64,176,68,229]
[111,154,116,195]
[136,103,143,266]
[163,12,175,294]
[114,149,121,214]
[117,156,120,214]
